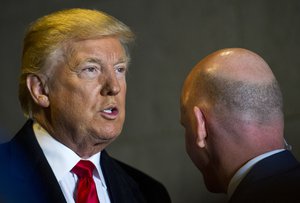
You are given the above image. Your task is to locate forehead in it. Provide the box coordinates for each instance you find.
[65,37,127,63]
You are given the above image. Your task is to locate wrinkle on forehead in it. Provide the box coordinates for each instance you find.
[62,37,128,70]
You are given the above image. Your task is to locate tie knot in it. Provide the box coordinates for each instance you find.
[71,160,95,178]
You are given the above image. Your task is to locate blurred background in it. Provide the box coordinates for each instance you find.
[1,0,299,202]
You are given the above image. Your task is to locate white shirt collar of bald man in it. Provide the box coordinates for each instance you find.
[227,149,285,198]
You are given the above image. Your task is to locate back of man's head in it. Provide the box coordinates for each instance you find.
[181,48,285,193]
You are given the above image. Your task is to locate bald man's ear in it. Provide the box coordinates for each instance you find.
[194,106,207,148]
[26,74,50,108]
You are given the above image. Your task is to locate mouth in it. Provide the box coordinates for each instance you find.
[100,106,119,120]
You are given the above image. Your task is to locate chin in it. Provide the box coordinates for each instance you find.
[97,128,122,141]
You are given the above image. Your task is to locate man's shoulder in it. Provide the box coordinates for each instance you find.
[0,120,67,203]
[230,150,300,203]
[0,141,11,170]
[0,137,15,167]
[102,151,165,187]
[102,151,171,203]
[115,159,164,186]
[0,120,36,163]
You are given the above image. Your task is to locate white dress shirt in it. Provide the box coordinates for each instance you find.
[227,149,285,198]
[33,122,111,203]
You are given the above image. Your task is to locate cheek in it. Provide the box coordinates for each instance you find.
[119,81,127,103]
[121,80,127,94]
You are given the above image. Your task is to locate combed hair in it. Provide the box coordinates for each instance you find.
[201,73,283,122]
[19,8,135,117]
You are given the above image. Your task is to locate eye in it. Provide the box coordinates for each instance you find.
[78,65,101,79]
[116,67,126,73]
[114,65,127,77]
[84,67,97,73]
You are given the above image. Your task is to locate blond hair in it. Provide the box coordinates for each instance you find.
[19,8,135,117]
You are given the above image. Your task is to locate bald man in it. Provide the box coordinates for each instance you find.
[180,48,300,202]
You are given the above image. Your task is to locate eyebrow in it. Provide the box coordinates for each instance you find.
[84,57,129,66]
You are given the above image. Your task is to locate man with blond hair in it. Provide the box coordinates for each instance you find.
[180,48,300,202]
[0,8,170,203]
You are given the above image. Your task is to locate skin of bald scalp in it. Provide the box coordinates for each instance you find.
[180,48,286,194]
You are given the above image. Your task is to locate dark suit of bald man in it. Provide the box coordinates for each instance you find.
[229,150,300,203]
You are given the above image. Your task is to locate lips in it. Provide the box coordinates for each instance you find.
[100,105,119,120]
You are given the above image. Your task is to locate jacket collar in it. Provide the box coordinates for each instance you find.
[9,119,67,203]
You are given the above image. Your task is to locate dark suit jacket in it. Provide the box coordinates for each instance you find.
[0,120,171,203]
[229,150,300,203]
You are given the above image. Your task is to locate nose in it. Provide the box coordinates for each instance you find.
[100,72,121,96]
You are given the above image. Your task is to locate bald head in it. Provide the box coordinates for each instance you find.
[180,48,286,193]
[181,48,283,124]
[181,48,285,193]
[202,48,276,82]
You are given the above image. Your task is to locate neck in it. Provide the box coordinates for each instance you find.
[32,114,110,158]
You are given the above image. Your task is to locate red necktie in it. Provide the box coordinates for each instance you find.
[71,160,100,203]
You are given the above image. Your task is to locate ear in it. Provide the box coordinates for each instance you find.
[193,106,207,148]
[26,74,50,108]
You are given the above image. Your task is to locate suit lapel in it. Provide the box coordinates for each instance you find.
[8,120,148,203]
[9,120,67,203]
[101,150,146,203]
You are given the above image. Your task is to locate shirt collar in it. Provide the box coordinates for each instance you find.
[227,149,285,198]
[33,121,105,188]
